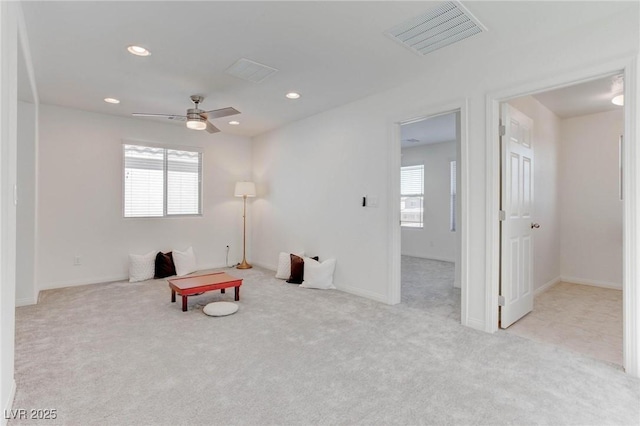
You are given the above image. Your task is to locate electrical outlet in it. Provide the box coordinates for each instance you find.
[73,255,82,266]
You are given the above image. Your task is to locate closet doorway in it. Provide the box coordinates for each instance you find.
[499,75,625,366]
[399,111,461,321]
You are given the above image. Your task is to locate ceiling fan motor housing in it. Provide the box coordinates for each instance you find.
[187,108,205,121]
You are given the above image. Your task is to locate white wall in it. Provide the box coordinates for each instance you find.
[251,8,638,326]
[0,1,19,421]
[36,104,252,289]
[507,96,562,291]
[560,109,624,288]
[401,141,456,262]
[16,101,36,306]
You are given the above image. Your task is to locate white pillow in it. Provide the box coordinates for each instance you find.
[173,247,197,276]
[300,258,336,290]
[275,251,304,279]
[129,251,157,282]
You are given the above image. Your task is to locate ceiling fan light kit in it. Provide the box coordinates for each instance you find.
[132,95,240,134]
[186,118,207,130]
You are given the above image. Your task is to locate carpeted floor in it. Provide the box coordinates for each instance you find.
[505,282,623,366]
[11,266,640,425]
[400,256,459,321]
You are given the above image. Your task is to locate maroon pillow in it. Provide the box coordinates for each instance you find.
[286,255,319,284]
[155,251,176,278]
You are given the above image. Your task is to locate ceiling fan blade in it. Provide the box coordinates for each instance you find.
[205,120,220,134]
[132,113,187,122]
[204,107,240,119]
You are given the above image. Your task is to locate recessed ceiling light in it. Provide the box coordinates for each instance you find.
[127,45,151,56]
[104,97,120,104]
[285,92,301,100]
[229,120,240,125]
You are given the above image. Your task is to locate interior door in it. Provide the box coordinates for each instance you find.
[500,104,535,328]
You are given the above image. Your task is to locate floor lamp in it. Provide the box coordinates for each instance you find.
[234,181,256,269]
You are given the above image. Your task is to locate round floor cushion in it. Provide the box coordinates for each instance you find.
[203,301,239,317]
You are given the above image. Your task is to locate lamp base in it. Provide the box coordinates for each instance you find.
[237,260,252,269]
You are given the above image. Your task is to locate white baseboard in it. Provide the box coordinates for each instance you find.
[15,296,37,307]
[535,276,561,295]
[250,261,276,272]
[401,253,455,263]
[339,285,388,304]
[197,263,232,271]
[37,263,238,292]
[38,274,129,291]
[464,316,485,331]
[561,276,622,290]
[2,380,16,426]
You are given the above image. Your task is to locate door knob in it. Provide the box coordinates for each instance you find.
[531,223,540,229]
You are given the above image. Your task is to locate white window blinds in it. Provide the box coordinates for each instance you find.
[450,160,457,232]
[124,145,164,217]
[167,149,201,215]
[124,144,202,218]
[400,165,424,228]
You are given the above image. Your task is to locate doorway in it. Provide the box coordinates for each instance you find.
[399,110,461,321]
[491,69,633,369]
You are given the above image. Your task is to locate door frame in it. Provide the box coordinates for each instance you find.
[485,57,638,375]
[388,99,469,325]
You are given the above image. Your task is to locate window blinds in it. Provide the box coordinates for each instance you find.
[400,165,424,228]
[401,165,424,196]
[124,145,164,217]
[124,144,202,217]
[167,149,201,215]
[450,160,457,231]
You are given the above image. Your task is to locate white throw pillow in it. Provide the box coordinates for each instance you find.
[129,251,157,282]
[300,258,336,290]
[173,247,197,276]
[275,251,305,279]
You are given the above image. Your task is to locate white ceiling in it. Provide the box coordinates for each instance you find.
[401,112,457,148]
[20,1,637,137]
[532,75,623,118]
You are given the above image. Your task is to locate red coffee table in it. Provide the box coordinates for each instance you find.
[168,272,242,312]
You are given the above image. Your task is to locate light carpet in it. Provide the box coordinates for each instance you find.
[11,266,640,425]
[401,256,460,321]
[505,282,623,366]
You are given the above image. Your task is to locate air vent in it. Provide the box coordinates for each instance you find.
[385,1,485,56]
[225,58,278,83]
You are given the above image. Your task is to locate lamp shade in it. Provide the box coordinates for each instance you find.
[234,181,256,197]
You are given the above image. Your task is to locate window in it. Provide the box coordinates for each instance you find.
[401,165,424,228]
[450,160,457,231]
[124,144,202,217]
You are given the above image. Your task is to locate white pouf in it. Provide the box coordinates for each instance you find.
[203,301,238,317]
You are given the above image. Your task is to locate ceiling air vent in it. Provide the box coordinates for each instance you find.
[225,58,278,83]
[385,1,486,56]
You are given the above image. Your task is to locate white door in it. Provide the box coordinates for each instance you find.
[500,104,535,328]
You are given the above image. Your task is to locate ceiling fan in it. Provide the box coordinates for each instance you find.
[132,95,240,134]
